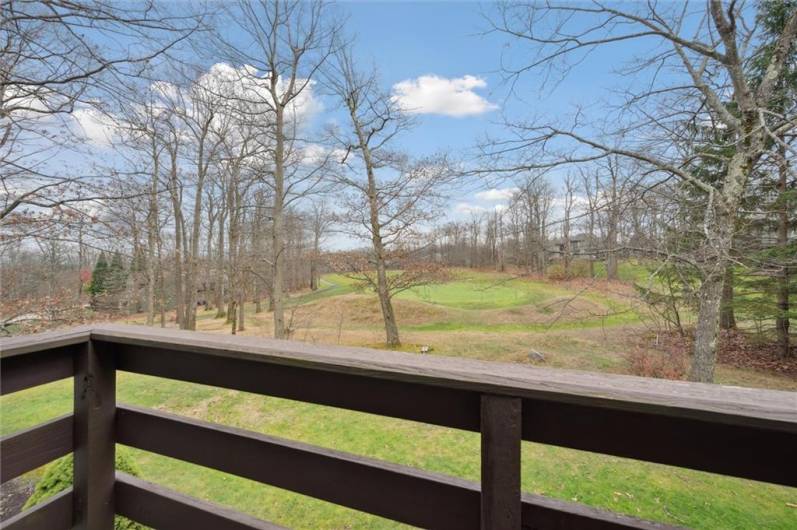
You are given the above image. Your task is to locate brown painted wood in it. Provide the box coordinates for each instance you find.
[0,488,72,530]
[108,337,796,486]
[0,346,76,396]
[73,340,115,530]
[0,326,91,358]
[1,414,73,483]
[520,493,679,530]
[116,404,481,529]
[112,343,480,432]
[90,324,797,427]
[6,325,795,428]
[522,399,797,487]
[481,395,522,530]
[2,326,794,527]
[114,472,285,530]
[115,405,675,530]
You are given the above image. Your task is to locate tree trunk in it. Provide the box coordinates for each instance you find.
[776,141,791,358]
[215,211,226,319]
[226,181,238,326]
[690,141,752,382]
[719,265,736,330]
[354,111,401,347]
[185,174,205,331]
[77,221,85,297]
[606,219,618,281]
[375,259,400,346]
[271,108,286,339]
[146,150,159,326]
[229,300,237,335]
[156,222,166,328]
[689,269,724,382]
[255,285,262,313]
[310,231,320,292]
[173,212,185,328]
[237,292,245,332]
[310,261,318,290]
[167,150,186,329]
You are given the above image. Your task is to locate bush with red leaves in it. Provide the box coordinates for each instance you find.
[626,347,688,380]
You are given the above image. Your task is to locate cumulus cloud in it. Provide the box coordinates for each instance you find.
[73,63,322,148]
[454,202,486,215]
[453,202,507,216]
[72,107,116,146]
[299,144,347,166]
[391,75,498,117]
[474,187,519,202]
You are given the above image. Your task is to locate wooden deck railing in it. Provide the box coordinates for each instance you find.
[1,324,795,530]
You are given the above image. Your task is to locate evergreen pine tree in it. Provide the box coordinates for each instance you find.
[88,253,109,296]
[107,251,128,295]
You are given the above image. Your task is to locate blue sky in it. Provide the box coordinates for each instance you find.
[308,2,644,218]
[61,1,667,224]
[340,1,503,156]
[326,1,657,209]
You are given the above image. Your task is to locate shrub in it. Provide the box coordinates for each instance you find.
[626,348,687,380]
[24,453,146,530]
[546,260,593,280]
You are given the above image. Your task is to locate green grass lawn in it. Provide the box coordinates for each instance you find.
[4,267,796,528]
[2,375,795,529]
[396,275,571,310]
[286,274,361,307]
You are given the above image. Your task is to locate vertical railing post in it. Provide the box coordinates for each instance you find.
[480,394,522,530]
[74,338,116,529]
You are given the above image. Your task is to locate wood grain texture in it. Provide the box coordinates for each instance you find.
[4,324,795,426]
[89,324,796,427]
[115,405,673,530]
[0,326,91,358]
[73,341,115,530]
[1,325,795,528]
[481,395,522,530]
[522,399,796,487]
[520,493,680,530]
[109,331,795,486]
[0,346,76,396]
[0,414,73,483]
[115,473,285,530]
[0,488,72,530]
[116,404,480,530]
[113,343,480,431]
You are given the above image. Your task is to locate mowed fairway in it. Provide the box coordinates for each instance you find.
[396,271,572,309]
[3,268,796,529]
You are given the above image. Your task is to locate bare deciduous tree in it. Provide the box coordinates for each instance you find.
[219,0,339,339]
[485,1,797,381]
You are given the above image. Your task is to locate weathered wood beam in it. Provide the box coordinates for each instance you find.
[0,414,73,484]
[481,395,522,530]
[73,340,115,530]
[115,473,286,530]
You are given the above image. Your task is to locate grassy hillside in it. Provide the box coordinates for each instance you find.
[3,374,795,530]
[2,268,795,528]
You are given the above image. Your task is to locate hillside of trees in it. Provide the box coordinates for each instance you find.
[1,0,795,384]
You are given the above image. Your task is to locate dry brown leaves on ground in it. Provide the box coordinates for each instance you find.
[633,329,797,378]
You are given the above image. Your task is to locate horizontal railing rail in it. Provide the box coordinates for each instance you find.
[0,324,795,530]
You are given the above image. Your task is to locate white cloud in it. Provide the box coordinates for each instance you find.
[453,202,507,216]
[72,63,323,148]
[299,144,347,166]
[454,202,486,215]
[474,187,518,202]
[391,75,498,117]
[72,107,116,146]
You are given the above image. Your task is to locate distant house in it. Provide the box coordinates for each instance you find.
[547,234,593,258]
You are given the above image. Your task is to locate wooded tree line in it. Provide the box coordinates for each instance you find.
[1,0,795,382]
